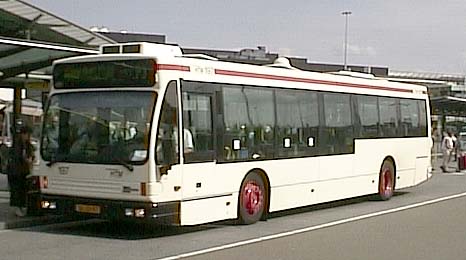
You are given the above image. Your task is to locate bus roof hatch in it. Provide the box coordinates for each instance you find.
[100,42,183,56]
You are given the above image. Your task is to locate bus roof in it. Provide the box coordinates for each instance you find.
[52,42,428,97]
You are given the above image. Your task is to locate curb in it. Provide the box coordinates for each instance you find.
[0,191,77,230]
[0,191,9,199]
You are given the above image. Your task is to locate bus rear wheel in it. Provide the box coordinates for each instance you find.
[378,160,395,201]
[238,172,267,225]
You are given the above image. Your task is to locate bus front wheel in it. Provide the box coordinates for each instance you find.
[378,160,395,201]
[238,172,267,225]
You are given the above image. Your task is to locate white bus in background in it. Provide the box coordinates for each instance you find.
[32,42,432,225]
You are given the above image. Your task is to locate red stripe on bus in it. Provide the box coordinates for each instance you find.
[215,69,413,93]
[157,64,190,71]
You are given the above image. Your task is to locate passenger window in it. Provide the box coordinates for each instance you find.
[222,86,275,161]
[276,89,319,157]
[182,91,214,163]
[400,99,419,137]
[418,100,428,137]
[323,93,353,154]
[379,97,399,137]
[357,95,379,138]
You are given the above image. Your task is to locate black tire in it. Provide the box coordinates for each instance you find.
[378,160,395,201]
[238,172,267,225]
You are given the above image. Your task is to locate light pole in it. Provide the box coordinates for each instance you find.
[341,11,352,70]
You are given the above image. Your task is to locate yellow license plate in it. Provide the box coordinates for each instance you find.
[75,204,101,214]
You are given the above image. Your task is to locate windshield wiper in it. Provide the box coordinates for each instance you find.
[46,153,60,167]
[46,159,56,167]
[115,158,134,172]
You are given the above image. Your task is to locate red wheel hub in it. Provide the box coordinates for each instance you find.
[381,168,393,196]
[242,181,263,215]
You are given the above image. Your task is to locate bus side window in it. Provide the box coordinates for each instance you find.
[222,86,275,161]
[156,81,180,168]
[182,91,214,163]
[323,93,353,154]
[379,97,399,138]
[276,89,319,158]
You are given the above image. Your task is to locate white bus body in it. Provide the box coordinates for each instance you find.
[33,43,432,225]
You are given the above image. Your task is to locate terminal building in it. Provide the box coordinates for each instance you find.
[1,0,465,144]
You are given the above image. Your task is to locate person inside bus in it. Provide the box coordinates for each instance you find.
[70,118,98,156]
[44,114,59,151]
[156,110,194,165]
[8,124,35,217]
[172,119,194,154]
[181,127,194,154]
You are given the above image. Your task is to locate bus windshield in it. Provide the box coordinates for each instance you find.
[41,91,156,165]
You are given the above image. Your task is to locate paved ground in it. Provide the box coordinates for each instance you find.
[0,173,8,191]
[0,173,72,230]
[0,156,458,230]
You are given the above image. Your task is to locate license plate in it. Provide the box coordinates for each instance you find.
[75,204,101,214]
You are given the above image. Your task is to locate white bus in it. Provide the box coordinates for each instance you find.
[32,42,432,225]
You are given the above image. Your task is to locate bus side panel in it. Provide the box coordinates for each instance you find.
[264,157,319,212]
[156,164,184,203]
[353,139,389,179]
[318,154,354,180]
[414,156,431,185]
[269,182,318,212]
[179,162,238,225]
[179,194,237,225]
[354,138,430,191]
[413,138,432,186]
[314,174,378,204]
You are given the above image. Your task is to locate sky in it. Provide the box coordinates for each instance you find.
[25,0,466,75]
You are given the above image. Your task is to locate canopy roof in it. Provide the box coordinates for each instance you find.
[0,0,115,83]
[430,96,466,117]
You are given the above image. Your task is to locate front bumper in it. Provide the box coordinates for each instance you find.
[34,194,180,225]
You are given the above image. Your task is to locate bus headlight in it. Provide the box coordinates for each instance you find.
[41,201,56,209]
[134,209,145,218]
[125,208,134,217]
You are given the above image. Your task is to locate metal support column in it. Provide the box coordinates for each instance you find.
[12,84,22,150]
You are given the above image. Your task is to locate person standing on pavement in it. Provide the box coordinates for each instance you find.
[8,124,35,217]
[441,131,453,173]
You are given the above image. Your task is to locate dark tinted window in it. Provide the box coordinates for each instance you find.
[379,97,399,137]
[276,89,319,157]
[53,59,156,89]
[182,91,214,163]
[222,86,275,161]
[357,95,379,138]
[418,100,428,136]
[323,93,353,154]
[400,99,420,137]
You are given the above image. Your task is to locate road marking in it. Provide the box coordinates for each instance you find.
[156,191,466,260]
[444,172,465,176]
